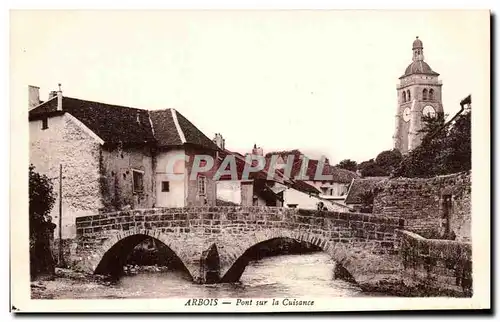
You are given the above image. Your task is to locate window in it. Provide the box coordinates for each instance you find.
[402,91,406,102]
[132,170,144,193]
[161,181,170,192]
[441,195,453,238]
[423,88,428,101]
[429,89,434,101]
[407,90,411,101]
[197,175,207,196]
[42,118,48,130]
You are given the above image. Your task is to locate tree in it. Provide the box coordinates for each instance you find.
[29,165,56,226]
[358,159,388,177]
[29,164,56,278]
[336,159,358,172]
[393,110,471,178]
[441,111,471,173]
[375,149,402,175]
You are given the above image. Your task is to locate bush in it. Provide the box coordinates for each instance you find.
[29,165,57,278]
[393,111,471,178]
[358,159,388,177]
[336,159,358,172]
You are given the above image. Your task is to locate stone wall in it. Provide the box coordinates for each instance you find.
[398,230,472,297]
[30,114,104,238]
[100,145,155,211]
[373,171,471,242]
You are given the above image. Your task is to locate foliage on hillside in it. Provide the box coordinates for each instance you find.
[393,110,471,178]
[335,159,358,172]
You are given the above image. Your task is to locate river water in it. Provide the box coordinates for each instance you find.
[51,252,384,299]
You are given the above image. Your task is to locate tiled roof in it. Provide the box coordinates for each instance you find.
[149,109,183,146]
[290,158,359,183]
[175,110,219,150]
[215,149,286,182]
[290,179,321,195]
[264,149,303,159]
[29,96,217,150]
[216,149,319,195]
[344,177,389,205]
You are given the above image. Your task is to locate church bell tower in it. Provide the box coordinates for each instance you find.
[393,36,444,154]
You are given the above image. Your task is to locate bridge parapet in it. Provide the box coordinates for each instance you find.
[76,206,404,241]
[396,230,472,296]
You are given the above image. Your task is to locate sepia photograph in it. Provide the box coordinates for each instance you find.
[10,9,490,313]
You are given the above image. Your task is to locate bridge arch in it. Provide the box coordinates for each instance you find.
[83,229,198,281]
[218,229,390,286]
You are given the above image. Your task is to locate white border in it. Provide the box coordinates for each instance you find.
[6,4,495,317]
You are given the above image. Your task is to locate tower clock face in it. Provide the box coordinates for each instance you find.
[403,107,411,122]
[423,105,436,118]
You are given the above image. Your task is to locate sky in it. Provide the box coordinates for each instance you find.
[10,10,490,164]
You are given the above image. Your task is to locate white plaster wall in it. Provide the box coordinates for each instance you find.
[306,180,349,196]
[283,188,350,211]
[283,188,318,209]
[29,114,103,239]
[216,180,241,204]
[155,149,186,207]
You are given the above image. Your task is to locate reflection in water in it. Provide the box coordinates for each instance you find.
[61,253,383,299]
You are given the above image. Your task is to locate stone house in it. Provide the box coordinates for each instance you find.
[213,140,288,207]
[29,86,219,238]
[232,146,355,211]
[212,139,335,208]
[263,149,359,201]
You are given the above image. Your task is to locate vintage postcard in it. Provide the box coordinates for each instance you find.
[10,9,491,313]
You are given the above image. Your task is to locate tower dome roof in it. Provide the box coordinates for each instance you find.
[412,36,423,49]
[400,61,439,78]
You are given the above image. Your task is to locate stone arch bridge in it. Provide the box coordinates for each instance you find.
[74,206,405,287]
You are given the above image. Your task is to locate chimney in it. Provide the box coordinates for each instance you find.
[57,83,63,111]
[136,111,141,124]
[212,133,225,150]
[28,85,40,108]
[252,144,263,156]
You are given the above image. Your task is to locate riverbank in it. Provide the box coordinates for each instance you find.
[31,268,115,299]
[31,266,175,299]
[32,267,401,300]
[31,264,468,299]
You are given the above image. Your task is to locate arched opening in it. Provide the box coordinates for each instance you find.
[94,234,192,281]
[429,88,434,101]
[423,88,428,101]
[220,237,355,284]
[402,91,406,102]
[407,89,411,101]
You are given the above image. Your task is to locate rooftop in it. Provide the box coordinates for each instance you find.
[29,96,218,150]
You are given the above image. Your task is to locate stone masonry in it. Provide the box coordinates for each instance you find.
[74,206,405,288]
[373,171,471,242]
[398,230,472,296]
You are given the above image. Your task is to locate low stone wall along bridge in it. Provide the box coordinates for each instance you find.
[74,206,406,287]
